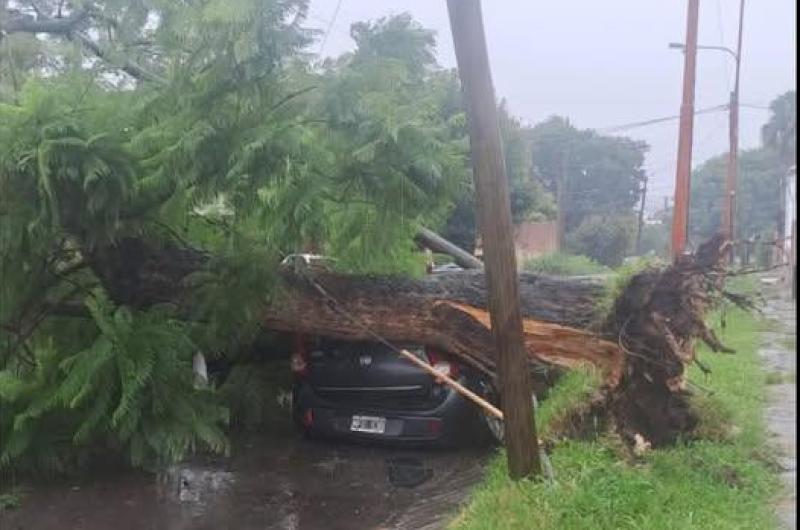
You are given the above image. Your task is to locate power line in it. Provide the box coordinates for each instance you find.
[597,103,728,134]
[317,0,344,57]
[739,103,770,110]
[557,113,728,202]
[714,0,732,93]
[643,112,729,204]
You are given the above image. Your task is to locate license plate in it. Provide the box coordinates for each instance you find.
[350,415,386,434]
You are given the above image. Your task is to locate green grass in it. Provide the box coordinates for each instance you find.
[522,253,610,277]
[764,371,796,385]
[536,367,603,440]
[450,308,780,530]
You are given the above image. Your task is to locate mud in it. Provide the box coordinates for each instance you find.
[1,416,490,530]
[758,278,796,530]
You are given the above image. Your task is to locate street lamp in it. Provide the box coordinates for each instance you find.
[668,42,738,62]
[669,38,742,251]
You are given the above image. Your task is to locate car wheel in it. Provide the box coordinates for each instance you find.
[478,381,539,446]
[483,412,505,444]
[476,378,504,444]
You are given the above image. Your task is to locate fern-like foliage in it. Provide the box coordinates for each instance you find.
[218,361,293,430]
[0,4,474,473]
[0,290,228,472]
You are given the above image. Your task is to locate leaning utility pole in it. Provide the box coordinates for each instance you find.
[722,0,745,253]
[446,0,541,479]
[671,0,700,259]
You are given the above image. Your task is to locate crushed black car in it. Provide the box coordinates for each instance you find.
[290,335,501,446]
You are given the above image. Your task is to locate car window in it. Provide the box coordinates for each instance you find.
[313,337,422,357]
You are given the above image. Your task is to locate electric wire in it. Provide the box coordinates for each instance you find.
[597,104,729,134]
[714,0,733,93]
[317,0,344,57]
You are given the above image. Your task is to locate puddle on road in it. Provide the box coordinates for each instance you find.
[1,420,492,530]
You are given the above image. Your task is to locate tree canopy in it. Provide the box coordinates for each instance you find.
[761,90,796,169]
[689,90,796,246]
[689,148,783,243]
[1,2,475,471]
[528,116,648,233]
[0,1,672,472]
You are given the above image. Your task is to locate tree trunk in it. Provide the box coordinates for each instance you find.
[86,235,735,448]
[264,269,622,383]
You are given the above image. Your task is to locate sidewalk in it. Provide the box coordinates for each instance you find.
[758,279,796,529]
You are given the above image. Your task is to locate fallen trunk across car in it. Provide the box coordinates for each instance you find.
[88,234,735,448]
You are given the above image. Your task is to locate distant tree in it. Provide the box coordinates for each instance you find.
[690,90,794,246]
[440,96,556,252]
[498,101,557,224]
[443,115,647,259]
[528,117,648,232]
[565,214,637,267]
[761,90,796,169]
[637,222,670,258]
[689,149,783,243]
[760,90,796,238]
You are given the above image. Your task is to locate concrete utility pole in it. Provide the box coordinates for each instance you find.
[446,0,541,480]
[636,174,649,255]
[671,0,700,259]
[722,0,745,253]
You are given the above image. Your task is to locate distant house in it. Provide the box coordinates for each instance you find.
[474,220,559,261]
[513,221,559,260]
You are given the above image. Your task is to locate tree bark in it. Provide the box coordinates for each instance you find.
[264,268,621,383]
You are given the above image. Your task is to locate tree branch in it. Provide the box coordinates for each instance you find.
[1,7,89,35]
[72,31,165,84]
[2,6,165,84]
[4,285,85,361]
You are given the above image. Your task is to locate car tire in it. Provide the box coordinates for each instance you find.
[475,377,504,445]
[483,413,505,445]
[478,382,539,446]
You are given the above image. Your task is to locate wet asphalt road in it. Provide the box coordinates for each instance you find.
[1,417,492,530]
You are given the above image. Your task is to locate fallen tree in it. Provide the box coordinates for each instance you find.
[86,234,735,448]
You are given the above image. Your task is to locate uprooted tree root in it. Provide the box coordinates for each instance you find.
[599,234,752,448]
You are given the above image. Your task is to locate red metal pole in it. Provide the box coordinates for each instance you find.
[723,0,745,256]
[671,0,700,259]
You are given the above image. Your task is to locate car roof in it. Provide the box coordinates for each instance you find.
[431,263,463,272]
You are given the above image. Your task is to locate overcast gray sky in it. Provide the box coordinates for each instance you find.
[307,0,796,213]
